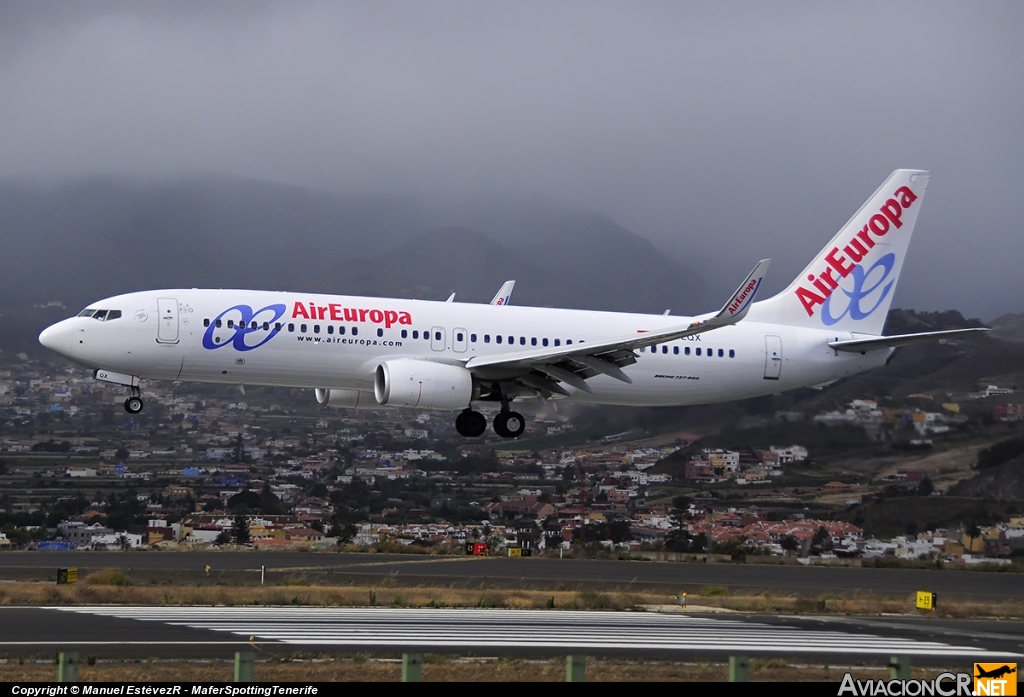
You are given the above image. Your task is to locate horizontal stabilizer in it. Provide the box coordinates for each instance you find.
[828,328,989,353]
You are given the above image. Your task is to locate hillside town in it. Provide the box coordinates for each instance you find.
[1,350,1022,566]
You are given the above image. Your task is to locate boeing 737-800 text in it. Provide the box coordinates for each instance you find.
[39,170,985,438]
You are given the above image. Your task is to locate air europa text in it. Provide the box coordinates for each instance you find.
[291,302,412,328]
[796,185,918,317]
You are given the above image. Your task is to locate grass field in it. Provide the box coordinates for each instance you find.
[2,575,1022,618]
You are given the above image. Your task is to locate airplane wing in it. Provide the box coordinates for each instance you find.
[490,280,515,306]
[828,328,989,353]
[464,260,769,396]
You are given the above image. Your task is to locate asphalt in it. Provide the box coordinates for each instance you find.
[0,551,1020,599]
[0,606,1019,665]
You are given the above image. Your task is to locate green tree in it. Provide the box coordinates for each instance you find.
[811,526,833,555]
[780,535,800,556]
[665,495,694,552]
[232,515,251,545]
[916,477,934,497]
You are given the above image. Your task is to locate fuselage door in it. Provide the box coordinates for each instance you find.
[157,298,179,344]
[764,334,782,380]
[430,326,445,352]
[453,327,468,353]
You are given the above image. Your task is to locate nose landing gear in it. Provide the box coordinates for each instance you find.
[124,388,144,414]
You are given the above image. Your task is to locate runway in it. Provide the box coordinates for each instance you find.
[0,606,1019,663]
[0,551,1020,599]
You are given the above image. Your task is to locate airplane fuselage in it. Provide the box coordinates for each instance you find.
[41,288,889,407]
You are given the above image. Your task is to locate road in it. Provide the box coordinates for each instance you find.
[0,551,1019,599]
[0,606,1020,664]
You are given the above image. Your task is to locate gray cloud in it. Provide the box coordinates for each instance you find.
[1,2,1021,317]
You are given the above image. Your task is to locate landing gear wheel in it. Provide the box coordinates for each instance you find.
[493,410,525,438]
[124,396,144,414]
[455,409,487,437]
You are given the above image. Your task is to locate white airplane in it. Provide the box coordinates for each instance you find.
[39,170,986,438]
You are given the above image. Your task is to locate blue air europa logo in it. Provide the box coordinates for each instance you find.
[820,253,895,326]
[202,304,287,351]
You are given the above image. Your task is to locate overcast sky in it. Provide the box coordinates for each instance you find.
[1,2,1021,318]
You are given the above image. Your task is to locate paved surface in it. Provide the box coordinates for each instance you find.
[0,606,1020,664]
[0,551,1020,599]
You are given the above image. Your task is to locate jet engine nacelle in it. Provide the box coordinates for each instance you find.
[314,388,377,408]
[374,359,473,409]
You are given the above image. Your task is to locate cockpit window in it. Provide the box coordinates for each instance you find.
[79,309,122,321]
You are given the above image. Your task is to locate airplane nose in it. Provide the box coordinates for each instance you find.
[39,320,74,358]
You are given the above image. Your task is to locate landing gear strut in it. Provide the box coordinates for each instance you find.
[124,388,143,415]
[455,409,487,437]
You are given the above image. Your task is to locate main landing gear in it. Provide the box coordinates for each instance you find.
[455,409,487,437]
[493,410,525,438]
[454,406,525,438]
[124,388,144,415]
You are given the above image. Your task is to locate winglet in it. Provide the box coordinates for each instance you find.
[491,280,515,306]
[697,259,770,330]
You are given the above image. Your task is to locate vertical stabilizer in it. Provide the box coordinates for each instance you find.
[750,169,929,335]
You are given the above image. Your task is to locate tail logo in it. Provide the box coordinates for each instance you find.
[795,185,917,318]
[821,253,895,326]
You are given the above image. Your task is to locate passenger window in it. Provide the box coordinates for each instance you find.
[471,334,477,342]
[434,331,441,341]
[554,339,560,346]
[519,337,525,345]
[301,324,307,333]
[401,330,408,339]
[695,348,701,356]
[457,332,464,341]
[328,325,334,335]
[204,319,210,328]
[542,338,548,347]
[413,330,419,339]
[249,321,256,329]
[729,349,735,358]
[508,336,513,344]
[566,339,572,345]
[708,349,713,358]
[639,347,644,353]
[275,323,282,331]
[216,320,223,328]
[718,349,724,357]
[673,346,679,355]
[313,325,320,334]
[377,328,384,337]
[496,335,503,344]
[262,322,269,331]
[339,326,346,335]
[107,310,121,320]
[662,346,668,354]
[484,335,490,343]
[227,319,234,328]
[685,346,690,355]
[531,338,538,346]
[352,327,358,336]
[288,323,294,332]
